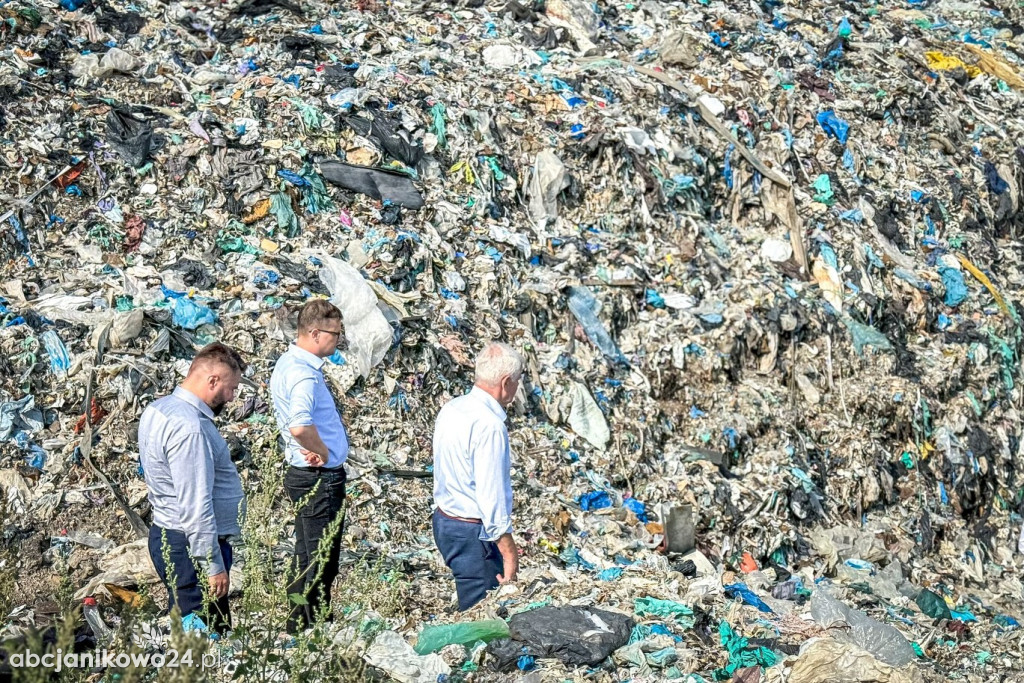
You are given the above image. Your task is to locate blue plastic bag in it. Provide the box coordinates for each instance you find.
[623,497,649,522]
[724,583,774,613]
[939,267,968,307]
[816,110,850,144]
[578,491,612,511]
[172,297,218,330]
[41,330,71,375]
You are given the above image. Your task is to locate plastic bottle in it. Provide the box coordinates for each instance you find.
[83,597,113,642]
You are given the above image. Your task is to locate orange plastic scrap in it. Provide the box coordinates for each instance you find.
[55,160,87,190]
[958,254,1012,317]
[242,197,271,224]
[739,552,759,573]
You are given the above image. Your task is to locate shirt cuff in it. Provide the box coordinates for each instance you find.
[287,417,314,430]
[479,519,513,542]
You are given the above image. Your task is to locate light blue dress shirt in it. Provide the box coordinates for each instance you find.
[432,387,513,542]
[270,343,349,469]
[139,387,245,576]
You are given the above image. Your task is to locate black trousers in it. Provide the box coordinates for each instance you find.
[283,465,346,632]
[148,526,233,633]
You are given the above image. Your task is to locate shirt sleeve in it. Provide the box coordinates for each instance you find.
[472,425,513,542]
[285,376,318,430]
[166,428,225,576]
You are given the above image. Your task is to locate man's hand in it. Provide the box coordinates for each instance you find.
[496,533,519,584]
[300,448,327,467]
[209,571,229,599]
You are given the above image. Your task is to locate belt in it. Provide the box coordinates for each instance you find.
[438,509,482,524]
[289,464,345,473]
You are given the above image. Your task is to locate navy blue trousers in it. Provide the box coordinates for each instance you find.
[148,525,233,633]
[432,509,503,611]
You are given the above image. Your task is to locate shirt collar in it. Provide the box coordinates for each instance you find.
[470,386,507,421]
[172,387,214,420]
[288,343,326,370]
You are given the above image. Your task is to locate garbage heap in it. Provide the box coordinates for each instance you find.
[2,0,1024,679]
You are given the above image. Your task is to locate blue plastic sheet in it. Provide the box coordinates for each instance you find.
[816,110,850,144]
[578,490,612,511]
[725,584,774,613]
[172,297,218,330]
[598,567,624,581]
[623,497,649,522]
[41,330,71,375]
[939,267,968,307]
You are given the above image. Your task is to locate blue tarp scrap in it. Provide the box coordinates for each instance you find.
[939,267,968,307]
[816,110,850,145]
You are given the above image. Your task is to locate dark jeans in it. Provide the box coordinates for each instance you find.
[432,509,503,611]
[284,465,346,632]
[148,525,233,633]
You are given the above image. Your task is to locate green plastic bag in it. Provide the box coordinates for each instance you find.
[634,597,695,628]
[414,619,510,655]
[915,589,952,621]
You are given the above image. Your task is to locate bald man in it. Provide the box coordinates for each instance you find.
[140,342,247,633]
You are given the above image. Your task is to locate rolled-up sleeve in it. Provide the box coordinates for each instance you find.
[166,429,225,576]
[286,376,318,430]
[472,426,513,542]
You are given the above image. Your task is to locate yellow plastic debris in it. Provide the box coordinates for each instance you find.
[924,51,981,78]
[958,254,1012,317]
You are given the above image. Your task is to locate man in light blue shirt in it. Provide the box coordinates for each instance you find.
[140,343,246,633]
[270,299,349,632]
[432,342,523,610]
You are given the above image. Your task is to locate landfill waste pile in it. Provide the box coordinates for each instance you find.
[3,0,1024,679]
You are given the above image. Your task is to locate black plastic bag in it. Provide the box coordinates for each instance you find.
[105,108,152,168]
[341,111,423,167]
[486,606,634,671]
[319,160,424,209]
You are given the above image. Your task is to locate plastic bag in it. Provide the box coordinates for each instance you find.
[566,286,628,364]
[41,329,71,375]
[319,160,424,209]
[414,619,509,655]
[634,597,695,628]
[939,267,968,307]
[105,108,153,168]
[364,630,450,683]
[816,110,850,145]
[567,381,610,450]
[526,149,569,232]
[789,637,918,683]
[318,255,395,379]
[485,606,633,670]
[809,587,916,667]
[171,297,218,330]
[915,589,951,621]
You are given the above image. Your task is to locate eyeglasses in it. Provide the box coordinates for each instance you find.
[315,328,343,339]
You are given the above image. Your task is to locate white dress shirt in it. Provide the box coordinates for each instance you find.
[432,387,513,542]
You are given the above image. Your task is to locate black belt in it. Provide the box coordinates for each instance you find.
[289,464,344,473]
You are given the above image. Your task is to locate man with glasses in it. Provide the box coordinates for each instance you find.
[139,342,247,633]
[270,299,350,632]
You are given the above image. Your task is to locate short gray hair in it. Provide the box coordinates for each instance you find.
[475,342,524,386]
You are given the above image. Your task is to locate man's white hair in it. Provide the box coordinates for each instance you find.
[474,342,524,386]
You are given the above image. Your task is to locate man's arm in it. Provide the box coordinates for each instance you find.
[289,425,329,466]
[472,428,517,583]
[166,430,228,595]
[286,376,329,466]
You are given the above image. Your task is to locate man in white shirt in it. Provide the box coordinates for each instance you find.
[432,342,523,610]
